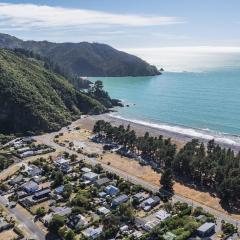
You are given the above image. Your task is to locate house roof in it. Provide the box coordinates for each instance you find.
[112,194,128,204]
[55,185,64,194]
[34,188,51,198]
[83,172,99,179]
[81,167,92,173]
[105,185,119,194]
[98,207,110,215]
[23,180,38,190]
[155,210,171,221]
[51,206,72,216]
[82,226,103,238]
[96,177,110,186]
[197,222,215,232]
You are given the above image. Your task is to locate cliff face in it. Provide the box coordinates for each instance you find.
[0,49,105,134]
[0,33,160,77]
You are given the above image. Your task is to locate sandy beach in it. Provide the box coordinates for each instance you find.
[75,114,240,152]
[75,114,186,149]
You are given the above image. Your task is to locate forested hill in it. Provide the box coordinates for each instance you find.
[0,49,105,134]
[0,33,160,77]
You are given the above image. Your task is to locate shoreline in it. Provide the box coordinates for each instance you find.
[77,114,240,151]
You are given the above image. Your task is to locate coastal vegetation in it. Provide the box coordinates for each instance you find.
[0,48,106,134]
[93,120,240,207]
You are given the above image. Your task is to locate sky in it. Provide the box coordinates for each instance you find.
[1,0,240,69]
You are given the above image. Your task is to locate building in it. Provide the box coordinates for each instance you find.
[98,207,111,215]
[54,185,64,195]
[81,167,92,173]
[98,192,107,198]
[82,226,103,239]
[51,206,72,217]
[143,220,160,232]
[9,175,24,186]
[22,181,39,193]
[42,213,53,226]
[112,194,128,207]
[105,185,119,196]
[163,232,176,240]
[19,151,34,158]
[132,230,143,239]
[132,192,149,202]
[141,196,160,211]
[27,164,42,177]
[19,196,35,207]
[55,157,70,173]
[69,214,88,230]
[83,172,99,182]
[155,210,171,222]
[197,222,215,237]
[95,177,111,187]
[33,188,51,200]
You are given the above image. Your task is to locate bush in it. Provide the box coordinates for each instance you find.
[48,214,66,233]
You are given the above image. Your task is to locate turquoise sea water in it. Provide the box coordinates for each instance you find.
[89,53,240,146]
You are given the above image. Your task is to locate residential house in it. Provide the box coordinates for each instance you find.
[81,167,92,173]
[54,185,64,195]
[141,196,160,211]
[112,194,128,207]
[20,151,34,158]
[95,177,111,187]
[197,222,215,237]
[51,206,72,217]
[143,220,160,232]
[83,172,99,182]
[155,210,171,222]
[26,164,42,177]
[22,181,39,193]
[132,192,149,203]
[105,185,119,196]
[97,207,110,215]
[9,175,24,186]
[163,232,177,240]
[55,157,70,173]
[33,188,51,200]
[98,192,107,198]
[69,214,88,230]
[82,226,103,239]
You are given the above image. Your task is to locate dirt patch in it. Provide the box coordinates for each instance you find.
[0,229,18,239]
[30,200,51,215]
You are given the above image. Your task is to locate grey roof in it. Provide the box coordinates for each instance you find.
[96,177,110,186]
[112,194,128,205]
[34,188,51,198]
[197,222,215,232]
[51,206,72,216]
[83,172,99,179]
[23,180,38,190]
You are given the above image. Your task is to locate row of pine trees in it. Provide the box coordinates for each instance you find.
[93,120,240,206]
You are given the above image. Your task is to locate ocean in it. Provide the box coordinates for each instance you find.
[89,48,240,147]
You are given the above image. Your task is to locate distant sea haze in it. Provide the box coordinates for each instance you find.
[89,49,240,147]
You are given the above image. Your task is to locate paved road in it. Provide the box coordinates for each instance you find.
[0,196,46,240]
[34,127,240,229]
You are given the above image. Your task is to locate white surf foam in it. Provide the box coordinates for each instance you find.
[109,114,240,147]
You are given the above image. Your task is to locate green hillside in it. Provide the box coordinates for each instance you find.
[0,49,105,134]
[0,33,160,77]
